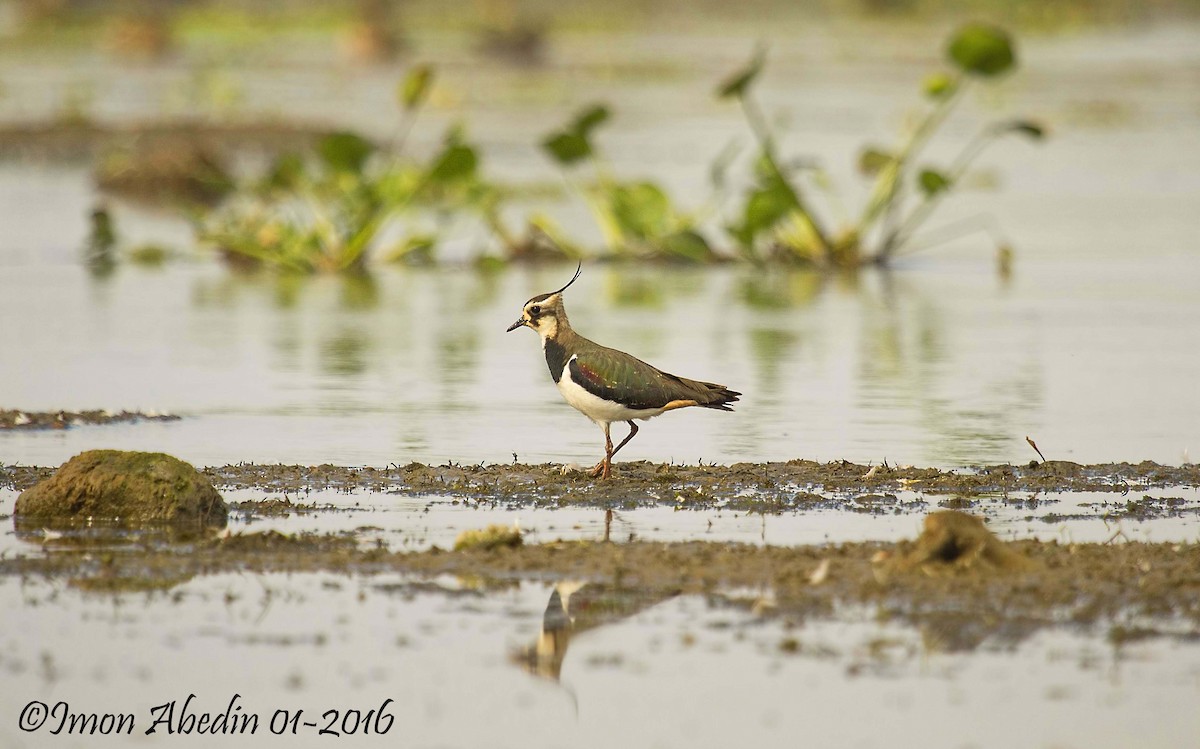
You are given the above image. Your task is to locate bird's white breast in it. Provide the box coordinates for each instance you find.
[556,355,666,425]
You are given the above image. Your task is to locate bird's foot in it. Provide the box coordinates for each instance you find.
[589,461,612,479]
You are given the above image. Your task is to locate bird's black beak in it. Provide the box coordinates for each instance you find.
[506,318,527,333]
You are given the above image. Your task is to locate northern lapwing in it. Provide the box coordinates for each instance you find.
[506,264,740,479]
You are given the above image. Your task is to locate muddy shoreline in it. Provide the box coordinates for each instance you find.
[8,459,1198,508]
[3,530,1198,651]
[0,408,180,431]
[4,458,1199,650]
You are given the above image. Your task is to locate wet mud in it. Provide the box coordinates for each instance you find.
[5,459,1199,514]
[0,408,180,431]
[2,517,1197,651]
[6,458,1199,653]
[5,451,1200,650]
[202,459,1199,503]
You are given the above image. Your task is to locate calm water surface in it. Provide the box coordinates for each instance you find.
[2,573,1198,749]
[0,255,1197,469]
[2,22,1198,470]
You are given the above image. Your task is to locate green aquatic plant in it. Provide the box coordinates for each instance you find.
[719,23,1044,267]
[201,65,523,273]
[202,127,410,273]
[540,104,717,263]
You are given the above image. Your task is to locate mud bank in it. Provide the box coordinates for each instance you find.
[0,408,179,430]
[0,121,334,162]
[2,527,1197,649]
[16,458,1200,501]
[4,459,1199,512]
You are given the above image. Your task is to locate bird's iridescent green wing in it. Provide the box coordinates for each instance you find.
[568,345,689,410]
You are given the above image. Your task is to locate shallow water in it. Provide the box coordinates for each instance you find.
[0,255,1197,469]
[2,572,1198,749]
[2,24,1200,470]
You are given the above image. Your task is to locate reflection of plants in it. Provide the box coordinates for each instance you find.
[719,23,1044,267]
[57,80,96,127]
[201,66,519,273]
[541,105,717,263]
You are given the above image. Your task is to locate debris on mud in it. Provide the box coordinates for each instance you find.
[14,449,227,526]
[0,408,180,431]
[880,510,1033,575]
[188,459,1200,508]
[454,524,524,551]
[228,497,325,518]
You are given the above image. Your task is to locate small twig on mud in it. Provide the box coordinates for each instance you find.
[1026,435,1047,463]
[1104,527,1130,545]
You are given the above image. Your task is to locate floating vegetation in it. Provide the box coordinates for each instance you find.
[198,66,550,273]
[718,23,1044,267]
[540,104,718,263]
[70,25,1042,273]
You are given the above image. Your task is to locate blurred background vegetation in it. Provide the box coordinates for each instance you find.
[2,0,1195,273]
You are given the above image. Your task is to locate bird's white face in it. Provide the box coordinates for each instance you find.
[506,293,563,340]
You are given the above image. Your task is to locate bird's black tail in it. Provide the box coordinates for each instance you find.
[697,383,740,412]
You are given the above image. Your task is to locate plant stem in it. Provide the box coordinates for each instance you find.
[739,94,830,259]
[887,123,1004,254]
[868,73,967,259]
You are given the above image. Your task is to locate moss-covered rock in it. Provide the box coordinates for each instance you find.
[15,450,226,526]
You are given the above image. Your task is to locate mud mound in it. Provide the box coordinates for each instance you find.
[15,450,227,526]
[886,510,1032,574]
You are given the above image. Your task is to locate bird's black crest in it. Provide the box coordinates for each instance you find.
[525,262,582,307]
[550,262,582,296]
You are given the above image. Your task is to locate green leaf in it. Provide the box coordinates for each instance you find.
[729,180,793,247]
[658,229,714,263]
[947,23,1016,78]
[399,65,434,110]
[1000,119,1046,140]
[922,72,957,100]
[541,104,611,167]
[609,182,671,240]
[264,152,305,190]
[717,45,766,100]
[318,131,375,174]
[383,234,437,264]
[541,131,591,166]
[918,168,951,196]
[858,147,895,176]
[427,142,478,184]
[572,104,610,137]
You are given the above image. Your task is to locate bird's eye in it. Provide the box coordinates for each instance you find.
[530,305,541,315]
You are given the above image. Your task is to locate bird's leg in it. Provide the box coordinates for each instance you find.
[609,421,639,459]
[591,422,638,478]
[590,423,614,479]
